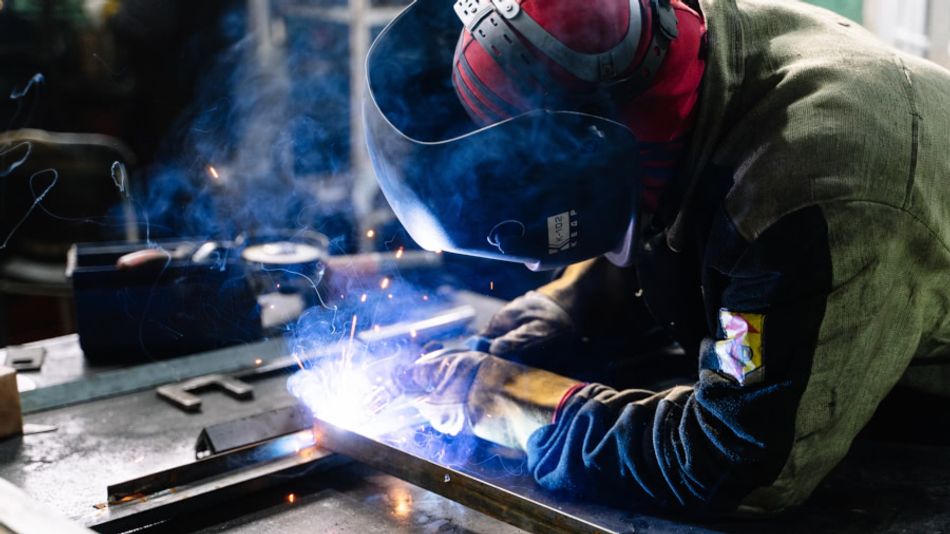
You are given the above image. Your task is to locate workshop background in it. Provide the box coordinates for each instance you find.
[0,0,948,346]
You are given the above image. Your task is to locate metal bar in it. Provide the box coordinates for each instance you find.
[108,429,319,502]
[312,419,620,534]
[20,305,475,414]
[97,435,347,534]
[99,402,618,533]
[237,304,477,378]
[356,304,475,344]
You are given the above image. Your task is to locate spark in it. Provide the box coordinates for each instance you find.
[360,293,368,303]
[490,280,494,291]
[366,229,376,238]
[342,314,358,367]
[287,493,295,504]
[395,247,404,259]
[380,277,390,290]
[292,351,306,371]
[387,294,393,300]
[422,295,429,301]
[373,325,381,332]
[410,329,417,339]
[389,488,413,519]
[254,358,263,366]
[207,165,221,182]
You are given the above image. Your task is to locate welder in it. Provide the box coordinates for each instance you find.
[363,0,950,516]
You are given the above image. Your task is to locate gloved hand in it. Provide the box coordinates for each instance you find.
[394,348,486,437]
[397,348,581,450]
[480,291,577,365]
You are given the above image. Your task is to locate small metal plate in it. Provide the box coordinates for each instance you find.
[157,374,254,412]
[195,405,312,458]
[5,346,45,372]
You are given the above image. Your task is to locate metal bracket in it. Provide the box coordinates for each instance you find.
[194,405,312,459]
[5,346,45,372]
[156,374,253,412]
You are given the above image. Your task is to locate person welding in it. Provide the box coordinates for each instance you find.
[363,0,950,516]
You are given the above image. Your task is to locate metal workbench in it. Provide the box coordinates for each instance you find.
[1,292,949,533]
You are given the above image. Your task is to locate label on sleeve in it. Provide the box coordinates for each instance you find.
[713,310,765,385]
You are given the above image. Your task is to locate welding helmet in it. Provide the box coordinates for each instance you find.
[364,0,677,270]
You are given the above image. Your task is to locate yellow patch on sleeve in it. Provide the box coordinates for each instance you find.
[713,310,765,385]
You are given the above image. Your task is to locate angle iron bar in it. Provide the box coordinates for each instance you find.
[312,418,620,534]
[96,443,346,533]
[108,429,315,502]
[99,410,618,534]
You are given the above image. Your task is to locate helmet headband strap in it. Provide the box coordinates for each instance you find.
[454,0,679,107]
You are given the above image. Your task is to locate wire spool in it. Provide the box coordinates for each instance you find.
[242,241,324,266]
[240,231,329,302]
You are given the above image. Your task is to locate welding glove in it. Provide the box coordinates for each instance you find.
[399,348,580,450]
[479,291,577,366]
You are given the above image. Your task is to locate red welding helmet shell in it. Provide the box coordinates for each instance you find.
[451,0,679,126]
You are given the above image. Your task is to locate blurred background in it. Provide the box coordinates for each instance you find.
[0,0,947,347]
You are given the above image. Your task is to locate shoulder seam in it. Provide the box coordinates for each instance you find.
[725,199,950,257]
[895,56,922,211]
[827,199,950,257]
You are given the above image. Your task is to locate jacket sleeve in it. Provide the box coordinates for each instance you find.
[525,204,924,515]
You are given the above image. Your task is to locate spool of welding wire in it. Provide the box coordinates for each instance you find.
[242,241,324,266]
[240,231,329,299]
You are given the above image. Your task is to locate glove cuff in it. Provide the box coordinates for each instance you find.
[552,382,587,424]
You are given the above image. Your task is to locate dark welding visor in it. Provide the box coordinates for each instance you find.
[364,0,640,270]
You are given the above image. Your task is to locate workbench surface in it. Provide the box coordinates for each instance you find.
[1,292,948,533]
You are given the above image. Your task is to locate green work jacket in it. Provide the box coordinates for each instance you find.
[523,0,950,515]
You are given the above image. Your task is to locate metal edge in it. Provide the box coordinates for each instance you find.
[312,418,620,534]
[94,444,346,533]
